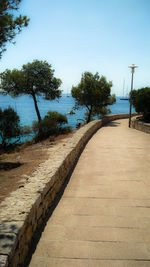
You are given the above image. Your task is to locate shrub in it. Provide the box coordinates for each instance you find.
[59,126,72,134]
[0,107,21,147]
[32,111,69,141]
[46,111,68,127]
[131,87,150,121]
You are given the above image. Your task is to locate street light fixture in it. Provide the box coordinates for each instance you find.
[128,64,138,128]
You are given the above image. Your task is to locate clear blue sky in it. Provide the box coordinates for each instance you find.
[1,0,150,95]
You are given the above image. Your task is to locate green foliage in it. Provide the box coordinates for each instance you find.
[0,60,62,122]
[46,111,68,126]
[71,71,116,123]
[0,107,21,147]
[32,111,69,141]
[33,118,58,141]
[130,87,150,121]
[92,106,111,118]
[0,0,29,58]
[60,126,72,134]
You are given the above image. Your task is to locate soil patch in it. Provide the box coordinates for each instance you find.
[0,132,74,203]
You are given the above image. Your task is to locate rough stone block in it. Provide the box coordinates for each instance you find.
[0,233,17,256]
[0,255,8,267]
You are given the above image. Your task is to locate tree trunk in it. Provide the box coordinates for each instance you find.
[86,107,92,123]
[32,93,41,122]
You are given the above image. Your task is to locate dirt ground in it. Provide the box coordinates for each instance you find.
[0,133,74,203]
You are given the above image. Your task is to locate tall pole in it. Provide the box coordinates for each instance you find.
[128,64,138,128]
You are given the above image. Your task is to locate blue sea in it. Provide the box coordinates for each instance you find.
[0,94,135,142]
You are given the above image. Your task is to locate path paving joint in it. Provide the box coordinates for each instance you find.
[28,119,150,267]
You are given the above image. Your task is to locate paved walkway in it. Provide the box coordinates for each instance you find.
[28,119,150,267]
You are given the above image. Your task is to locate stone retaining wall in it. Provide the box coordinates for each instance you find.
[0,114,130,267]
[131,117,150,134]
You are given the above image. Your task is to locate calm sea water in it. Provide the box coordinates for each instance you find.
[0,94,135,141]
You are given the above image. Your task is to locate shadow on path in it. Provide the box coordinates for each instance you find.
[104,121,120,127]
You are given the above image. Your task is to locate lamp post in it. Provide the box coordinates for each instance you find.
[128,64,138,128]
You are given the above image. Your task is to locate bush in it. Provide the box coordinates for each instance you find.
[32,111,69,141]
[0,107,21,147]
[35,118,59,141]
[59,126,72,134]
[46,111,68,127]
[131,87,150,121]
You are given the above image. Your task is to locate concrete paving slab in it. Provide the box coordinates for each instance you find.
[122,262,150,267]
[29,257,90,267]
[89,241,150,260]
[88,260,124,267]
[30,240,89,259]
